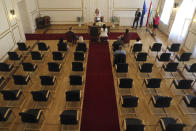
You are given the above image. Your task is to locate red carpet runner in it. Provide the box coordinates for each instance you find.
[80,43,120,131]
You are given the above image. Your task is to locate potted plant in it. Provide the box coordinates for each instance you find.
[110,16,118,28]
[77,16,83,27]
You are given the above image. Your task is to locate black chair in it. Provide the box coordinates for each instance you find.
[113,54,126,66]
[0,63,14,72]
[171,79,193,89]
[31,51,44,61]
[184,95,196,107]
[52,52,65,61]
[149,43,162,54]
[121,95,138,107]
[17,42,30,51]
[124,118,145,131]
[131,44,142,53]
[72,62,83,72]
[159,117,186,131]
[31,90,50,102]
[0,89,22,101]
[176,52,192,62]
[60,110,78,125]
[118,78,133,88]
[8,52,22,61]
[74,52,85,61]
[152,96,172,108]
[66,90,80,101]
[135,52,148,62]
[166,43,181,52]
[184,63,196,73]
[22,63,37,72]
[40,76,56,86]
[19,109,43,123]
[116,63,128,73]
[138,63,153,74]
[144,78,162,88]
[69,75,82,86]
[38,42,49,51]
[0,107,12,121]
[12,74,30,85]
[48,62,62,72]
[157,53,171,62]
[76,43,87,52]
[162,62,179,76]
[57,42,68,51]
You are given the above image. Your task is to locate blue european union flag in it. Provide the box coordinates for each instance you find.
[140,0,147,27]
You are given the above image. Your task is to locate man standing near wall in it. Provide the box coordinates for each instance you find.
[132,8,141,29]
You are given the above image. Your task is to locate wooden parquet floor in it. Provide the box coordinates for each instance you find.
[0,24,196,131]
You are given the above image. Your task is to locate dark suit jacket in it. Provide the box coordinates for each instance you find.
[90,26,99,36]
[66,31,77,42]
[122,33,131,43]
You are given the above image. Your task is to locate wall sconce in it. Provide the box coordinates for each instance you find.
[10,10,15,15]
[174,3,179,8]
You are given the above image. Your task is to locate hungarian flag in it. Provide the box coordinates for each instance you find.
[140,0,147,27]
[146,0,152,27]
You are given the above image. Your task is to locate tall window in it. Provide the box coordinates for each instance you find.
[160,0,174,24]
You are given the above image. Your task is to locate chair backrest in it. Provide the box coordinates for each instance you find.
[40,76,54,85]
[66,90,80,101]
[8,52,20,60]
[136,52,147,61]
[48,62,60,72]
[146,78,162,88]
[58,43,67,51]
[72,62,83,71]
[74,52,84,61]
[12,75,28,85]
[151,43,162,52]
[38,42,48,51]
[31,51,42,60]
[179,52,192,61]
[140,63,153,73]
[52,52,63,60]
[159,53,171,61]
[116,63,128,73]
[0,90,22,100]
[178,80,193,89]
[119,78,133,88]
[122,95,138,107]
[166,124,186,131]
[190,97,196,106]
[126,118,145,131]
[132,44,142,52]
[69,75,82,85]
[17,42,28,51]
[0,63,13,72]
[60,110,78,124]
[76,43,87,52]
[19,109,41,123]
[114,54,126,65]
[22,63,35,71]
[169,43,180,52]
[0,107,12,121]
[165,63,179,72]
[31,90,49,101]
[189,63,196,72]
[154,96,172,107]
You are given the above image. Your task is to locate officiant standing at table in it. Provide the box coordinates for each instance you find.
[94,8,103,22]
[132,8,141,29]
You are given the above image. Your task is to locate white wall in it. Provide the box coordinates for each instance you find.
[36,0,159,25]
[0,0,25,62]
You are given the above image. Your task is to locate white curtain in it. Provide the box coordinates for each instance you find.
[169,0,196,43]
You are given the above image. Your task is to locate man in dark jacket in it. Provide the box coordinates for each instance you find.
[66,27,78,44]
[132,8,141,29]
